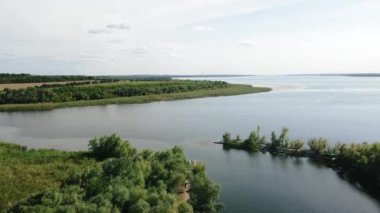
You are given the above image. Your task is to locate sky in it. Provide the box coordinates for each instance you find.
[0,0,379,75]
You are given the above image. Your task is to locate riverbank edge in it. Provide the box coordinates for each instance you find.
[218,142,380,201]
[0,84,271,112]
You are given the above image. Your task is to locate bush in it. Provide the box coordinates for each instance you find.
[178,202,193,213]
[88,134,136,160]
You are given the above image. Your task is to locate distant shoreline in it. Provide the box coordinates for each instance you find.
[171,74,254,78]
[285,73,380,77]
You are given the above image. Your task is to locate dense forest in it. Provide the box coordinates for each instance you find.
[1,135,222,212]
[0,73,95,84]
[0,80,230,104]
[220,127,380,199]
[0,73,174,84]
[98,75,172,81]
[0,73,259,84]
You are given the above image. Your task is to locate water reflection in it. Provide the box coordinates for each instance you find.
[307,158,326,169]
[292,157,303,167]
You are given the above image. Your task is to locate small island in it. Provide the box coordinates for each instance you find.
[0,73,271,111]
[218,127,380,200]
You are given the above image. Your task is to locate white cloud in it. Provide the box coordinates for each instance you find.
[239,40,256,47]
[108,39,125,43]
[88,29,111,34]
[106,23,130,30]
[192,25,215,31]
[0,0,380,75]
[131,48,149,56]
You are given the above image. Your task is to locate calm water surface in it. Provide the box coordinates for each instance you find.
[1,76,379,212]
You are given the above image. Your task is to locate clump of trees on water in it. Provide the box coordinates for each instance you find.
[222,126,266,151]
[221,127,380,199]
[6,135,222,212]
[0,80,229,104]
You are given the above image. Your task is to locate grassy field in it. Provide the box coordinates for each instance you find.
[0,142,96,211]
[0,84,271,112]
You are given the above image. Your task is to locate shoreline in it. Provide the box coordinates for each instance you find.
[218,129,380,202]
[0,84,271,112]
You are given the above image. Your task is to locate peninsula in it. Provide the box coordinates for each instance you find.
[0,73,271,111]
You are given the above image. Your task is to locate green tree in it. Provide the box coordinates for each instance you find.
[278,127,289,148]
[289,140,304,152]
[178,202,193,213]
[235,135,241,142]
[88,134,135,160]
[308,138,328,154]
[222,132,232,143]
[271,131,278,147]
[243,128,260,151]
[41,191,63,208]
[129,199,150,213]
[189,175,222,213]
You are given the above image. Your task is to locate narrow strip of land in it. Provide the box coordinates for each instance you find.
[0,84,271,111]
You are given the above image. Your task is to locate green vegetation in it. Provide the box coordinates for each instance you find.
[307,138,328,154]
[0,83,271,111]
[222,127,266,151]
[288,139,304,152]
[222,127,306,153]
[1,135,222,212]
[0,142,96,211]
[220,127,380,199]
[0,80,229,104]
[0,73,95,84]
[0,73,271,111]
[0,73,175,84]
[98,75,172,81]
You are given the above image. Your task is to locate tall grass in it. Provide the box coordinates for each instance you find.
[0,142,96,211]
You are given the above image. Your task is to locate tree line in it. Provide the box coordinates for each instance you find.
[0,80,230,104]
[221,127,380,199]
[0,73,95,84]
[6,134,222,212]
[0,73,174,84]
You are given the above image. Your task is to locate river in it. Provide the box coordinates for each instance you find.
[0,75,379,212]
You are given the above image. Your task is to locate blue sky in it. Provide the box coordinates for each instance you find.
[0,0,379,75]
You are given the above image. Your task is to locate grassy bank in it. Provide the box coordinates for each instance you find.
[0,84,271,112]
